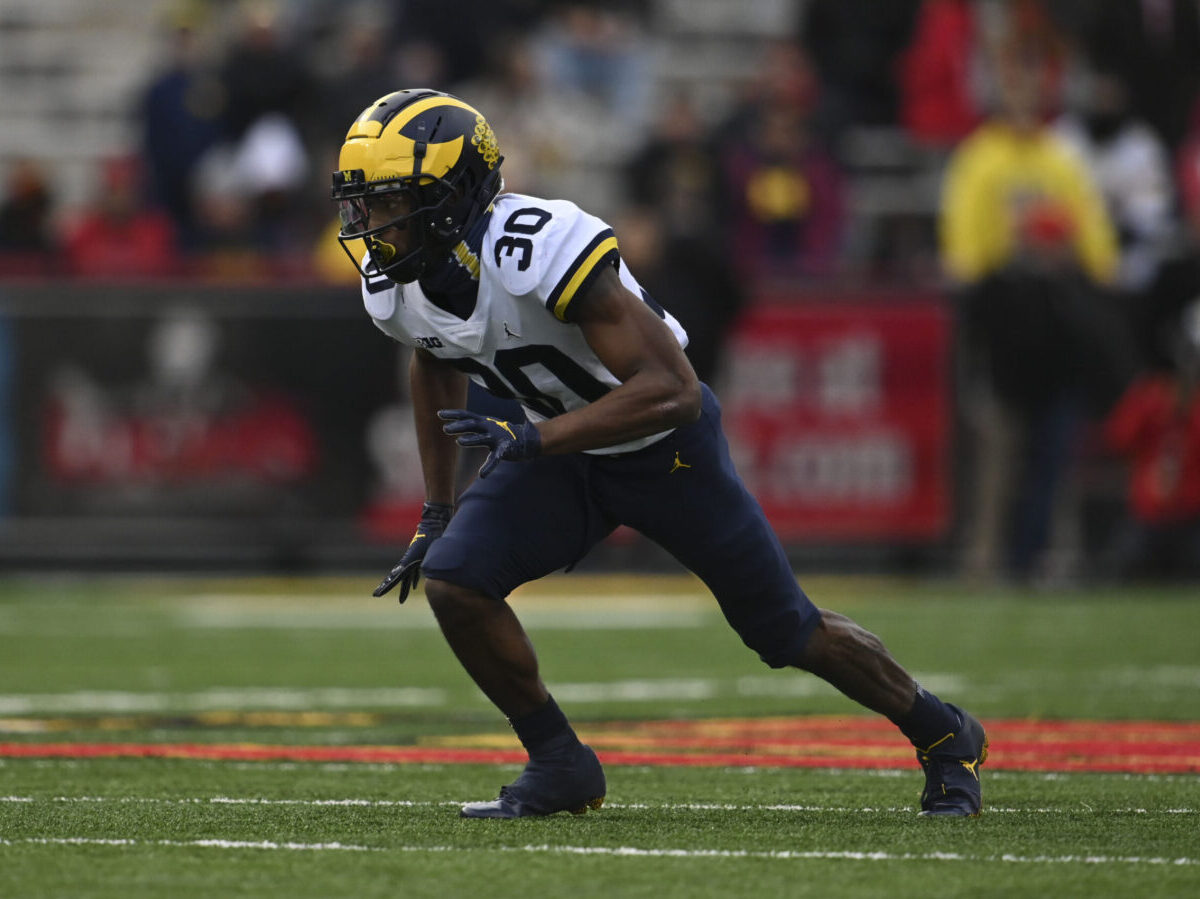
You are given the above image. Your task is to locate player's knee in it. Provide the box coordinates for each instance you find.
[738,608,822,669]
[424,578,491,632]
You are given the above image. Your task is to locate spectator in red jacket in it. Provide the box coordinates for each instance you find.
[899,0,983,147]
[62,156,178,279]
[1102,299,1200,579]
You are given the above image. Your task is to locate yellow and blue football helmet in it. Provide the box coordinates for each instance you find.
[331,89,503,283]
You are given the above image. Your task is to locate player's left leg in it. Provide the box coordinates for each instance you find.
[419,452,613,818]
[599,385,987,815]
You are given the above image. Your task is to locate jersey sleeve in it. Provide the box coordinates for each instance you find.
[539,212,620,323]
[490,197,620,323]
[360,269,419,347]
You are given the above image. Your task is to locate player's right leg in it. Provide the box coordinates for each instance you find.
[423,578,606,818]
[419,452,612,818]
[796,611,988,816]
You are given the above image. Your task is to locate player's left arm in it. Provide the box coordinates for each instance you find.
[534,265,702,455]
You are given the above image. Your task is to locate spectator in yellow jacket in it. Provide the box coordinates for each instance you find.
[941,38,1127,583]
[941,54,1118,286]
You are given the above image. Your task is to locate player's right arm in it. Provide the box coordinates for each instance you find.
[410,347,468,504]
[371,347,466,600]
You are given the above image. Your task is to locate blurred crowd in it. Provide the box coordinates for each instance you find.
[1,0,1199,581]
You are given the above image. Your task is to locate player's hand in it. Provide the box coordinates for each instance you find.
[438,409,541,478]
[373,501,454,602]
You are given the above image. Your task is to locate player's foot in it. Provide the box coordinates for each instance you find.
[460,741,606,818]
[916,704,988,817]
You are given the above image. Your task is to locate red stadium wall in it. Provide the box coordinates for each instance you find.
[0,284,954,567]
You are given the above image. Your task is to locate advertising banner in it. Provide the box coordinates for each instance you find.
[720,296,951,540]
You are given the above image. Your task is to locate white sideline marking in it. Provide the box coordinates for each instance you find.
[1100,666,1200,688]
[4,758,1197,785]
[1,795,1195,815]
[0,836,1195,866]
[0,673,887,714]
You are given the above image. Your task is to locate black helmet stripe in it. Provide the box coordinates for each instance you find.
[354,88,440,128]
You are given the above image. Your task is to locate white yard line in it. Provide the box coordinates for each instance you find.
[0,837,380,852]
[520,845,1200,865]
[170,594,715,631]
[0,836,1195,866]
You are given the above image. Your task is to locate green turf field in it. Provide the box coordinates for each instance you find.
[1,573,1198,898]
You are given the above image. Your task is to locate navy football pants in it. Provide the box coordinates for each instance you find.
[421,385,821,668]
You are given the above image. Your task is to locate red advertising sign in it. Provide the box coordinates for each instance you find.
[720,296,951,540]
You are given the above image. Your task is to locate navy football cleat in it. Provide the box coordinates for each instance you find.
[916,705,988,817]
[460,742,606,818]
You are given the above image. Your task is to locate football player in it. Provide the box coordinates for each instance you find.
[332,89,987,818]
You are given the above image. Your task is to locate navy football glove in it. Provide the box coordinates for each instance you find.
[438,409,541,478]
[373,501,453,601]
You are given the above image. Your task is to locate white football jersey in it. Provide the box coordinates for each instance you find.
[360,193,689,454]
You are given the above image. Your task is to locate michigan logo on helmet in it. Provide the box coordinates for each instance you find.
[331,89,504,284]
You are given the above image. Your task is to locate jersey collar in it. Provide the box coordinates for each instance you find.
[418,209,492,321]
